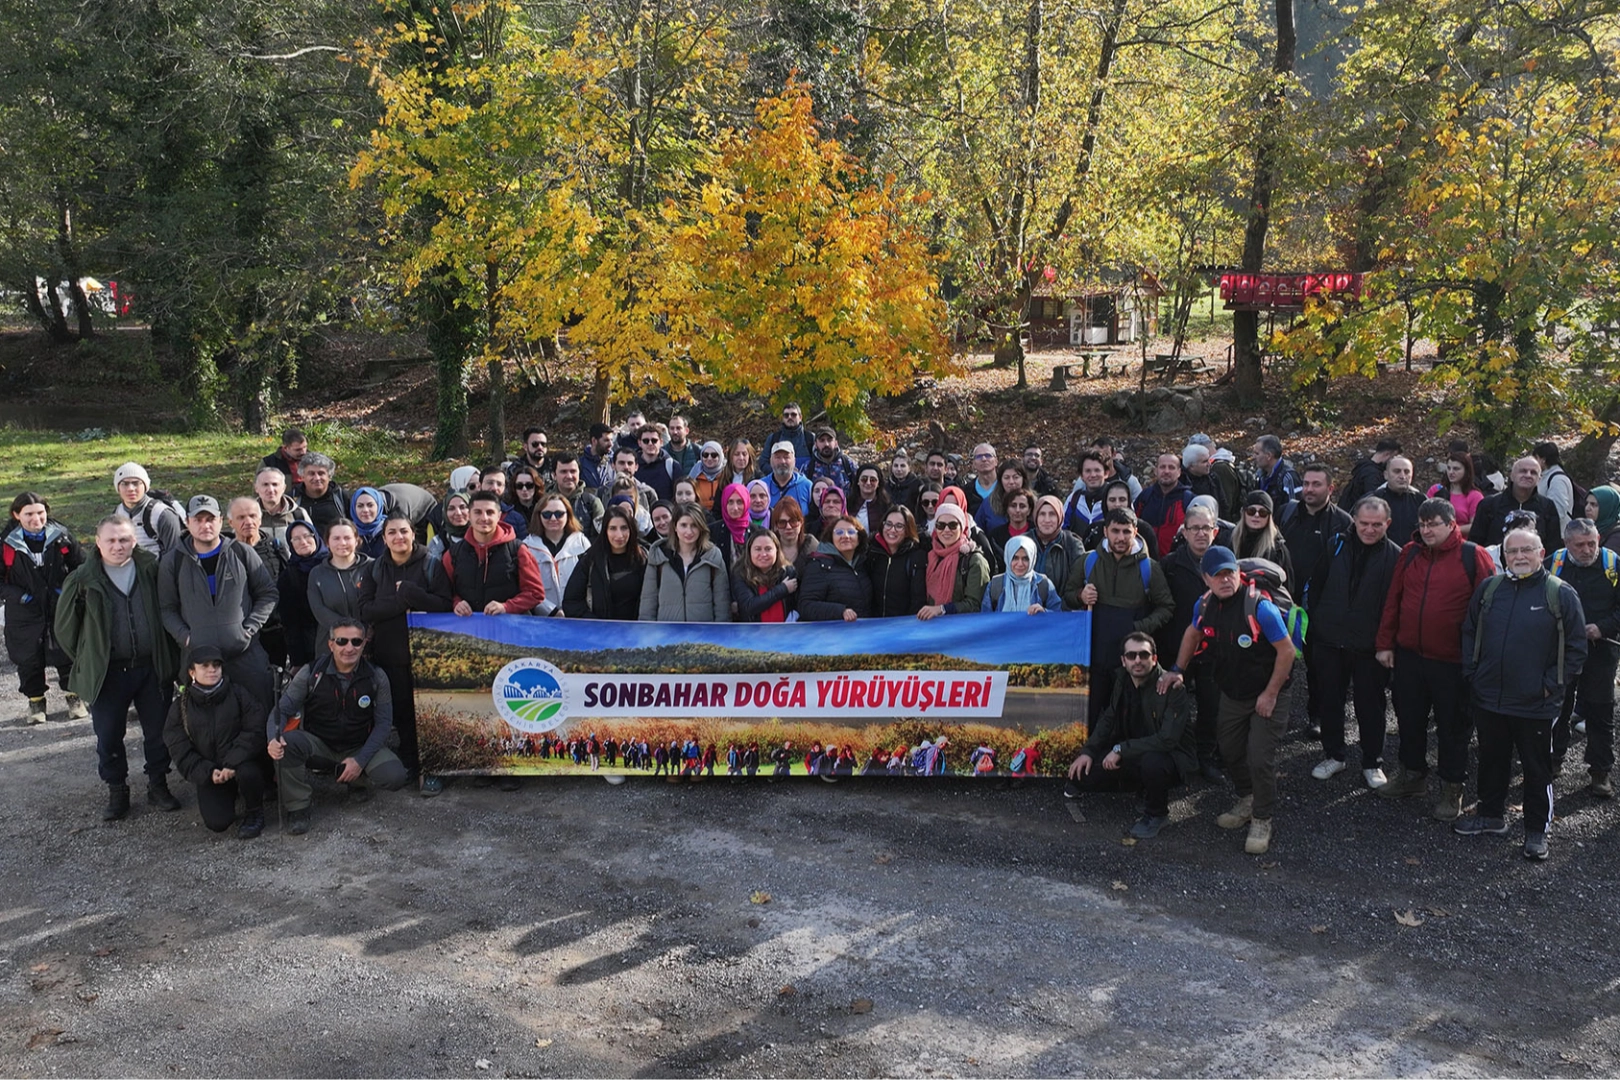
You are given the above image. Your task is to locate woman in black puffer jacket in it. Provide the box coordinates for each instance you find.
[162,648,268,838]
[798,515,873,621]
[866,505,928,617]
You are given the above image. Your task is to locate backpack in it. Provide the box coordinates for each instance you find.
[1397,538,1482,589]
[1472,573,1567,685]
[1551,546,1620,587]
[1558,472,1592,523]
[1008,747,1029,774]
[141,489,188,542]
[972,746,996,774]
[1197,557,1307,654]
[1082,550,1153,593]
[987,575,1052,610]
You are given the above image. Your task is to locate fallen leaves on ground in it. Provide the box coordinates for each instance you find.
[874,853,893,864]
[535,1039,552,1048]
[851,998,873,1014]
[1310,925,1328,934]
[778,984,796,997]
[26,1029,63,1050]
[1119,836,1138,847]
[1111,880,1129,891]
[1394,909,1425,927]
[750,891,772,905]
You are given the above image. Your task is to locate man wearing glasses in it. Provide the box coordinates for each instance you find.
[1160,545,1296,856]
[762,403,813,472]
[1375,499,1494,819]
[1457,528,1586,860]
[633,425,679,502]
[1066,632,1195,839]
[506,427,552,490]
[268,620,409,835]
[964,443,999,517]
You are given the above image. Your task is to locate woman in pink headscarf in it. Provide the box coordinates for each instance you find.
[918,503,990,620]
[712,482,751,569]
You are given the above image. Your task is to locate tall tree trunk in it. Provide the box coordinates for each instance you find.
[590,361,613,426]
[1232,0,1296,407]
[484,261,506,466]
[425,276,476,461]
[55,190,92,340]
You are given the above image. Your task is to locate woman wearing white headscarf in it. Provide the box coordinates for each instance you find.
[981,535,1063,614]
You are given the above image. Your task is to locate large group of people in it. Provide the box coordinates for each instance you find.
[2,414,1609,859]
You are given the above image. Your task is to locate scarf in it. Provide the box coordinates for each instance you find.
[926,504,969,605]
[719,482,750,544]
[350,486,386,540]
[939,485,970,513]
[1000,535,1038,611]
[747,480,772,529]
[285,520,327,574]
[691,441,725,481]
[440,492,471,541]
[1594,485,1620,535]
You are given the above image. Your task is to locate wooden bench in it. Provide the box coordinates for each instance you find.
[360,353,434,384]
[1047,363,1083,391]
[1143,353,1214,381]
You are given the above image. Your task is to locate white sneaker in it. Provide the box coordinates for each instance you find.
[1363,767,1388,789]
[1311,758,1346,780]
[1575,719,1587,735]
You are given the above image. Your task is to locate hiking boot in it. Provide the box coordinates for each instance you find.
[1216,795,1254,830]
[103,783,130,822]
[1523,832,1549,860]
[1311,758,1346,780]
[1376,767,1427,799]
[147,777,181,812]
[1574,718,1587,736]
[1062,779,1080,799]
[1363,767,1389,790]
[285,807,311,836]
[1432,781,1464,822]
[420,774,445,797]
[1129,814,1167,840]
[26,697,47,725]
[237,810,264,840]
[1244,818,1273,855]
[1590,771,1614,799]
[64,693,88,720]
[1453,815,1509,836]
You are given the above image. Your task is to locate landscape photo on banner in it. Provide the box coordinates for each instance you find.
[408,612,1091,778]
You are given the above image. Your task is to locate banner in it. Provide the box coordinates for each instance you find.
[409,611,1090,778]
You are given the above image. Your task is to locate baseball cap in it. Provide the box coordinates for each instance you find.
[187,495,220,517]
[771,441,797,458]
[188,644,224,665]
[1200,545,1240,576]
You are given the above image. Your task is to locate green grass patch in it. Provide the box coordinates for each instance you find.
[0,424,444,539]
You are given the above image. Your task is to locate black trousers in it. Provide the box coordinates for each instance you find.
[1069,750,1182,817]
[1392,649,1471,782]
[90,664,172,784]
[1311,644,1390,767]
[376,658,419,775]
[6,619,71,698]
[192,758,267,832]
[1187,658,1221,765]
[1475,707,1555,833]
[1555,640,1616,775]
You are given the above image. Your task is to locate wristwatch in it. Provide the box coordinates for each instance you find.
[1111,744,1122,756]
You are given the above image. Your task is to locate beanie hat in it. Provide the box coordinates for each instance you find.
[114,462,150,490]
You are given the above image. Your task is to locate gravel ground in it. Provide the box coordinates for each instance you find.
[2,658,1618,1079]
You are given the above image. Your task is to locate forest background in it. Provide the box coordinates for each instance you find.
[3,0,1619,473]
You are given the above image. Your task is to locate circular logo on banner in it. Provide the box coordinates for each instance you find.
[492,658,569,733]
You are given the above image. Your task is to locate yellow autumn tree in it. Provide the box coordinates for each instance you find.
[666,81,953,433]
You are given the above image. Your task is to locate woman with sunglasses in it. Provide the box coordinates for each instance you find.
[853,464,892,533]
[799,515,873,621]
[731,527,798,623]
[917,504,989,620]
[523,495,591,616]
[868,505,929,617]
[1232,491,1295,584]
[688,441,728,511]
[770,498,820,576]
[640,503,732,622]
[935,485,998,559]
[358,512,454,783]
[507,465,545,534]
[563,503,647,620]
[917,484,943,535]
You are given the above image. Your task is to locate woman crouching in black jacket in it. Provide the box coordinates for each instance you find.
[162,646,268,838]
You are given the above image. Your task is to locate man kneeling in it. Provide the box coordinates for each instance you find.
[162,645,269,838]
[268,620,407,835]
[1066,632,1195,838]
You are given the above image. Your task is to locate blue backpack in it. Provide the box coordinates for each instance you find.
[1081,550,1153,593]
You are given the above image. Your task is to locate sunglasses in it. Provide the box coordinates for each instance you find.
[832,529,860,539]
[1244,508,1270,517]
[539,510,566,520]
[702,451,721,458]
[514,481,536,489]
[331,636,365,647]
[1122,649,1154,660]
[640,437,659,445]
[921,498,939,507]
[936,521,961,531]
[528,441,546,449]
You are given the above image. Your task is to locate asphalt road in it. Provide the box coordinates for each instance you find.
[2,660,1618,1077]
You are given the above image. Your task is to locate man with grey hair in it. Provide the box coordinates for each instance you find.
[1546,517,1619,797]
[1250,434,1299,505]
[294,452,347,537]
[1305,495,1402,787]
[1470,456,1561,553]
[1187,435,1241,520]
[1457,527,1586,859]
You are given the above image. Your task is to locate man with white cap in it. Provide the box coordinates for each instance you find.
[764,441,813,515]
[158,495,279,707]
[113,462,184,558]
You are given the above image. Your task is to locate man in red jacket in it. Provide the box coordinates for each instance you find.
[442,491,545,617]
[1375,498,1496,819]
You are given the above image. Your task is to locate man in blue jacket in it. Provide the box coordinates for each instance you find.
[1457,527,1587,860]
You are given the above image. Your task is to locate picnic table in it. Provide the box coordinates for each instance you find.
[1142,352,1214,381]
[1047,351,1125,391]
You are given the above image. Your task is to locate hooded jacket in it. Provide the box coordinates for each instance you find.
[639,543,731,622]
[523,530,592,616]
[357,545,455,666]
[56,547,181,703]
[1376,525,1496,663]
[163,676,268,786]
[442,521,546,614]
[158,538,278,660]
[1082,662,1196,780]
[1,519,83,628]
